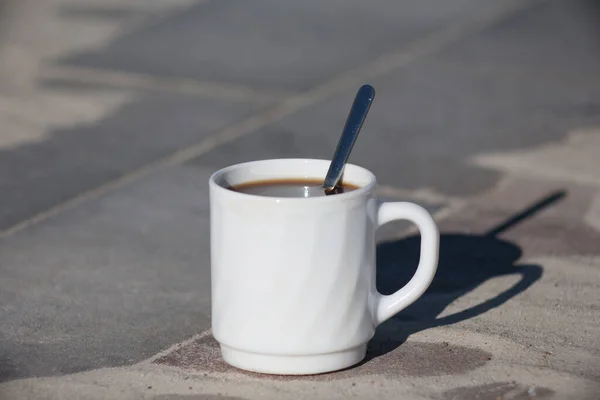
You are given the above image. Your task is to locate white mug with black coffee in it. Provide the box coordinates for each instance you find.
[209,158,439,375]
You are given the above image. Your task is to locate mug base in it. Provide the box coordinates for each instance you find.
[220,344,367,375]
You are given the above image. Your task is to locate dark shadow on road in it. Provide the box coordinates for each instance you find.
[365,190,566,361]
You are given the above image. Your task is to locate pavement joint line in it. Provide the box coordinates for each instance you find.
[0,0,545,239]
[431,201,467,223]
[376,185,461,205]
[145,329,213,364]
[399,200,468,238]
[40,65,296,102]
[474,161,600,189]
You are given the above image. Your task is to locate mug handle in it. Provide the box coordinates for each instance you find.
[373,201,440,325]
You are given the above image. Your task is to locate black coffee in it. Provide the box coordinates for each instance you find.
[228,178,360,198]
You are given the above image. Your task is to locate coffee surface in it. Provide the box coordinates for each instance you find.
[228,178,360,198]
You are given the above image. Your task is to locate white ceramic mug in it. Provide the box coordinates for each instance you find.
[209,159,439,375]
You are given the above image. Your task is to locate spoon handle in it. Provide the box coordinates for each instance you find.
[323,84,375,190]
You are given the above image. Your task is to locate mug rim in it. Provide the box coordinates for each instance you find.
[209,158,377,204]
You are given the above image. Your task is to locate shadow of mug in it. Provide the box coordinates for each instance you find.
[366,190,566,360]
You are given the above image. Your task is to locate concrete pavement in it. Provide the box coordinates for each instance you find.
[1,0,599,398]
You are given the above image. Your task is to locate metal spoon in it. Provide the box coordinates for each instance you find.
[323,84,375,194]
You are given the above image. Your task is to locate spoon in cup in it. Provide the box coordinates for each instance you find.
[323,84,375,194]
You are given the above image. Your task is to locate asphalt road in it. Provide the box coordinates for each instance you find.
[0,1,599,397]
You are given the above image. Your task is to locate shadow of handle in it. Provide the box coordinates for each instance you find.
[425,264,543,329]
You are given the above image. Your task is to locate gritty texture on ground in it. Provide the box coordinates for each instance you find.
[1,0,600,399]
